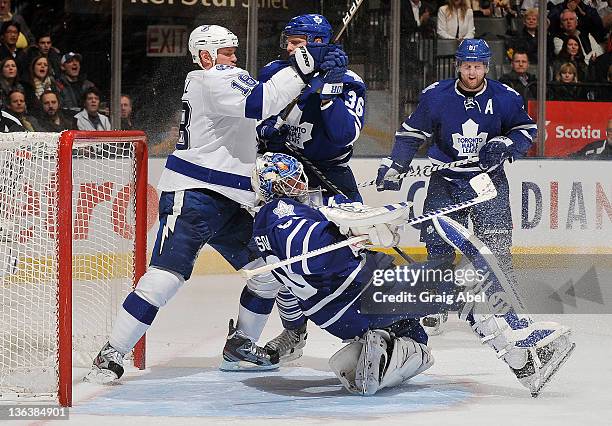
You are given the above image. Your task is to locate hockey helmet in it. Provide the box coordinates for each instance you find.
[280,14,332,49]
[455,39,491,65]
[252,152,309,203]
[188,25,238,68]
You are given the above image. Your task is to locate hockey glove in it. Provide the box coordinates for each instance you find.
[479,136,514,171]
[289,44,332,83]
[320,47,348,100]
[256,117,289,153]
[376,157,407,191]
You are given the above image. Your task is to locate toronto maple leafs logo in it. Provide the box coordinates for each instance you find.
[313,15,323,24]
[273,200,295,218]
[285,107,313,149]
[451,119,488,157]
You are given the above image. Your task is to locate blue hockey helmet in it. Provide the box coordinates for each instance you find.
[280,14,332,49]
[455,39,492,65]
[252,152,309,203]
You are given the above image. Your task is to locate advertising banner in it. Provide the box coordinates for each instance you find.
[528,101,611,157]
[143,158,612,252]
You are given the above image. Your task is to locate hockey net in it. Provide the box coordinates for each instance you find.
[0,131,148,406]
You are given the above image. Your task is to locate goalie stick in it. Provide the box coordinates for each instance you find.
[358,157,480,187]
[240,173,497,278]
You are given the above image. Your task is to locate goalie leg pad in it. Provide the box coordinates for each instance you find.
[355,329,390,396]
[433,215,575,394]
[329,340,364,394]
[379,336,434,390]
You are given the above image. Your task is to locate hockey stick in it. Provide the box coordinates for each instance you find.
[240,173,497,278]
[358,157,480,188]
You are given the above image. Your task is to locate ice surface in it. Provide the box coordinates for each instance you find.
[3,274,612,425]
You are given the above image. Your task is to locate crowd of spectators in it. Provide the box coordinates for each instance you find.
[0,0,607,148]
[405,0,611,103]
[0,0,136,133]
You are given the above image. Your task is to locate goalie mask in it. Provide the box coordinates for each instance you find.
[188,25,238,68]
[280,14,332,49]
[252,152,309,203]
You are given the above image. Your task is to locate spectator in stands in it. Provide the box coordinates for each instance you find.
[0,0,34,48]
[120,94,135,130]
[0,20,21,60]
[571,118,612,158]
[437,0,475,40]
[36,90,74,132]
[56,52,95,116]
[491,0,518,18]
[592,0,612,23]
[509,8,539,63]
[18,32,61,80]
[596,0,612,29]
[401,0,436,38]
[4,88,39,131]
[469,0,492,17]
[22,55,58,117]
[549,0,606,42]
[0,57,21,107]
[552,35,590,81]
[553,9,605,62]
[549,62,585,100]
[75,86,111,131]
[499,51,537,106]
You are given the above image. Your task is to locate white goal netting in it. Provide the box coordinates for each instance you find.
[0,132,144,401]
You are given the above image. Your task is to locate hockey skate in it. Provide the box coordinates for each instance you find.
[264,322,308,363]
[83,341,125,384]
[220,319,280,371]
[508,325,575,397]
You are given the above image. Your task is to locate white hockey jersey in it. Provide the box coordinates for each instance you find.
[157,64,305,207]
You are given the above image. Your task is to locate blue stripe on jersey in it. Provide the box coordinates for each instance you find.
[245,84,264,119]
[165,155,253,192]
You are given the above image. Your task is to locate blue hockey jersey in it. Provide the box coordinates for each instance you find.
[252,197,384,330]
[258,60,366,168]
[391,78,537,180]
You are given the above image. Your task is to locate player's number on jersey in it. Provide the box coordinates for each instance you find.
[231,74,258,97]
[177,100,191,150]
[344,90,364,116]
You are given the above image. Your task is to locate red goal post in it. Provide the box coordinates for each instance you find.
[0,130,148,407]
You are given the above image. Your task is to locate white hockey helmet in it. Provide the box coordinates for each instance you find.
[188,25,238,68]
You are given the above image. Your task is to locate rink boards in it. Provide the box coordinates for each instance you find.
[140,158,612,274]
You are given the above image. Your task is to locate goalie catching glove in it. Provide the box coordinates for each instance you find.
[318,201,411,248]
